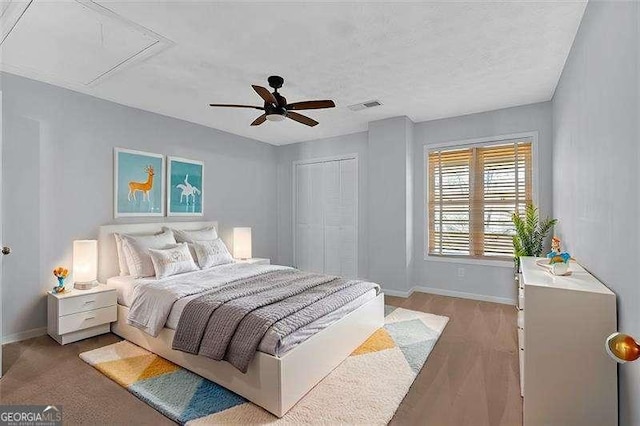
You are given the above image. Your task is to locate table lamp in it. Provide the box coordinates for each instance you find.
[73,240,98,290]
[233,227,252,260]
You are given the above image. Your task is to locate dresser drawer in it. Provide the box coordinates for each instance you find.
[58,306,116,334]
[519,347,525,396]
[518,289,524,311]
[518,327,525,350]
[517,273,523,289]
[517,310,524,329]
[58,290,116,316]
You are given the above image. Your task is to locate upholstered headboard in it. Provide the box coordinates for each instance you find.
[97,221,218,282]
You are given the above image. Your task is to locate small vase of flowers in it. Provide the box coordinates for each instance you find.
[53,267,69,293]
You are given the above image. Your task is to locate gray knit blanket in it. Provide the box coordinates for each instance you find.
[172,269,379,372]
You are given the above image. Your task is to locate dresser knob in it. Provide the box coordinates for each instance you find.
[2,246,11,255]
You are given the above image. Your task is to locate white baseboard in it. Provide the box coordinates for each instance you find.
[2,327,47,345]
[412,286,515,305]
[380,287,412,298]
[382,285,515,305]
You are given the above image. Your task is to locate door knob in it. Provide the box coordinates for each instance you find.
[2,246,11,255]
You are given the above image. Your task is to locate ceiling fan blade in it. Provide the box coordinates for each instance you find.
[209,104,264,110]
[287,111,319,127]
[252,85,277,104]
[286,100,335,111]
[251,114,267,126]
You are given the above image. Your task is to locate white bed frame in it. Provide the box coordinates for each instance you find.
[98,221,385,417]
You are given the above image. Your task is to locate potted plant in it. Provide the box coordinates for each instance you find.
[512,203,557,271]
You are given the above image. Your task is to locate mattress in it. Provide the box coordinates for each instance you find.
[107,275,136,306]
[107,267,378,356]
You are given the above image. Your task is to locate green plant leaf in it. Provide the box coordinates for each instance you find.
[511,203,557,259]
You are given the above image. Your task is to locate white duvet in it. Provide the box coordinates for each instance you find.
[127,263,291,336]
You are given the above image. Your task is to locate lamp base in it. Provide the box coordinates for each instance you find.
[74,280,98,290]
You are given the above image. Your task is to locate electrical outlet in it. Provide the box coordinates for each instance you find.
[457,267,465,278]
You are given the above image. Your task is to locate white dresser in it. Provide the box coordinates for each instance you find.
[518,257,617,426]
[47,285,117,345]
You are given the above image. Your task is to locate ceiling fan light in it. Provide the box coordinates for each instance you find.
[266,114,285,122]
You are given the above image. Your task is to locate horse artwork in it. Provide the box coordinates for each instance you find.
[176,174,201,205]
[114,148,165,217]
[128,165,155,202]
[168,157,204,216]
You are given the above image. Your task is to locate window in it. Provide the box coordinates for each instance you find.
[427,139,532,259]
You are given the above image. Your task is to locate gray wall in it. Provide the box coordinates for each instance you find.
[552,1,640,424]
[414,102,553,303]
[1,72,278,339]
[276,131,369,278]
[277,102,552,301]
[368,117,414,293]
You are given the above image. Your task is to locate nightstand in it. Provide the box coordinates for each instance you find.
[47,285,117,345]
[235,258,270,265]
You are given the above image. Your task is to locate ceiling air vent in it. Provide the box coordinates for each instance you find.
[348,100,383,111]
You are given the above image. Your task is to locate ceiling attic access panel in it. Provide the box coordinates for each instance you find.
[0,0,172,86]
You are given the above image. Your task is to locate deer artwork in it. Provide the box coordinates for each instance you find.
[128,165,155,202]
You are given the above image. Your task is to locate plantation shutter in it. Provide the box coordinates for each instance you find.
[428,148,472,256]
[428,141,532,259]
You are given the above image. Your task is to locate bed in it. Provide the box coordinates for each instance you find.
[98,221,385,417]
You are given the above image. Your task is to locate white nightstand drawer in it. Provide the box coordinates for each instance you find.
[58,306,117,335]
[59,290,116,316]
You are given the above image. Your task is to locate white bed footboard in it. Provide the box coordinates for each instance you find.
[111,292,385,417]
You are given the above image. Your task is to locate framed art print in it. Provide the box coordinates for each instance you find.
[167,156,204,216]
[114,148,165,217]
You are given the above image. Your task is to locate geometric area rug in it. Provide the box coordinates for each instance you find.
[80,306,448,425]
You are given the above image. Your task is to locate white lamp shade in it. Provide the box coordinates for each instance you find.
[73,240,97,283]
[233,227,252,259]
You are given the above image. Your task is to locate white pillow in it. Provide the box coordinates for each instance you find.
[170,226,218,243]
[193,239,234,269]
[120,229,177,277]
[148,243,199,279]
[113,234,129,276]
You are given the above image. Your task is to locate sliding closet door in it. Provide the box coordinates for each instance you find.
[295,157,357,278]
[295,162,325,273]
[323,158,357,278]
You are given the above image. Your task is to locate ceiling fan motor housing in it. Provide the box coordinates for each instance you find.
[265,103,287,118]
[268,75,284,90]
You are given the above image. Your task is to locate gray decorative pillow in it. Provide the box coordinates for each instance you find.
[193,238,233,269]
[148,243,199,279]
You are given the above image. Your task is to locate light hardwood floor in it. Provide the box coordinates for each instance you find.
[1,293,522,425]
[387,293,522,426]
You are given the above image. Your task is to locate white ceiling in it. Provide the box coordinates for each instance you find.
[0,1,587,145]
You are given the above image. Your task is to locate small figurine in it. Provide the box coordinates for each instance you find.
[53,267,69,294]
[551,236,561,254]
[545,250,571,275]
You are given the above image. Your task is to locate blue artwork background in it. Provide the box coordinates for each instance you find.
[117,151,163,215]
[170,159,203,214]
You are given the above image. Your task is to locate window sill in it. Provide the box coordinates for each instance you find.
[424,255,514,268]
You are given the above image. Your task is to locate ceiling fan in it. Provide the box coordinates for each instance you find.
[209,75,335,127]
